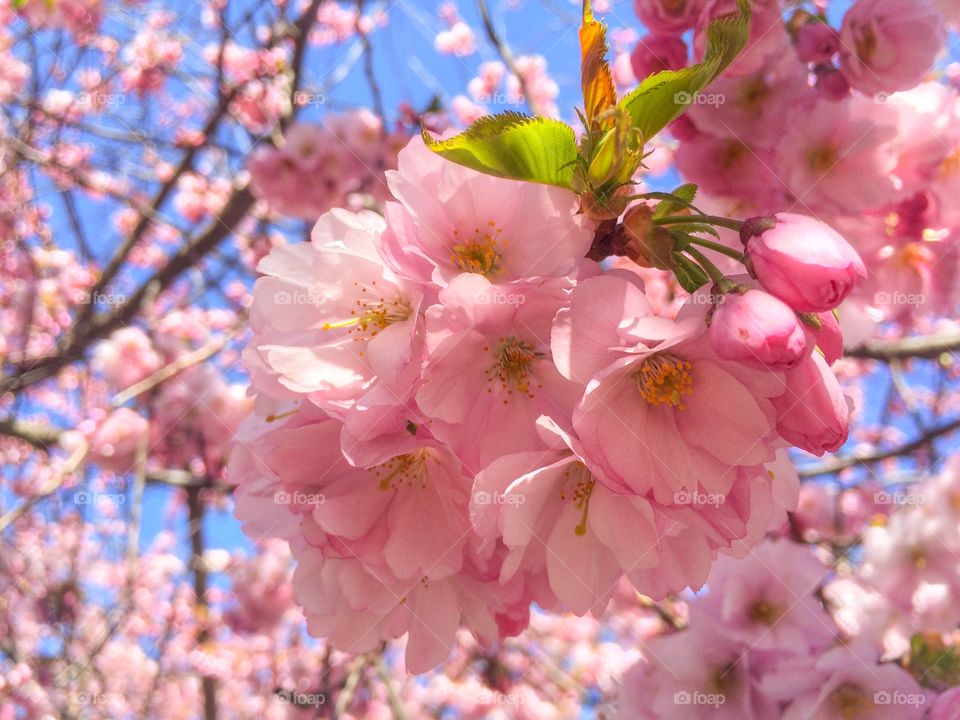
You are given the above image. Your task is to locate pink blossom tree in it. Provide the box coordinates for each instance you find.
[3,0,960,718]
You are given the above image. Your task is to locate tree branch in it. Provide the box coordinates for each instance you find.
[846,333,960,361]
[799,417,960,477]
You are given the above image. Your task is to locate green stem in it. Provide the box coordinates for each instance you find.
[656,214,744,232]
[684,246,727,285]
[686,237,745,262]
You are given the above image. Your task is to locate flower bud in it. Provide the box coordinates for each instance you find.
[772,352,850,455]
[812,310,843,365]
[708,289,810,369]
[746,213,866,313]
[795,22,839,64]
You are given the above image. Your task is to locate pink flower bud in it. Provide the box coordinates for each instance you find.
[796,22,839,64]
[773,352,850,455]
[812,310,844,365]
[746,213,867,313]
[708,289,810,369]
[813,64,851,101]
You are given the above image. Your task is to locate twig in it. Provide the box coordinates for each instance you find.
[846,333,960,361]
[110,333,233,407]
[476,0,537,115]
[355,0,386,121]
[375,656,410,720]
[0,441,89,533]
[798,417,960,477]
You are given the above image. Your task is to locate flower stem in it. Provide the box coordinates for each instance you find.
[684,246,727,285]
[656,214,744,232]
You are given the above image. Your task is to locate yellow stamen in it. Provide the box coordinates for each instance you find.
[451,223,505,278]
[855,25,877,63]
[807,145,838,174]
[322,283,411,341]
[747,598,784,626]
[636,354,693,409]
[370,449,431,491]
[558,462,596,537]
[829,682,874,720]
[486,337,543,398]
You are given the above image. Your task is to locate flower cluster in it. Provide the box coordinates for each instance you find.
[615,458,960,719]
[231,133,865,672]
[648,0,959,324]
[247,112,409,221]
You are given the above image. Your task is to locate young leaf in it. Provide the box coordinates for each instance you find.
[579,0,617,131]
[618,0,750,142]
[422,112,578,189]
[651,184,699,218]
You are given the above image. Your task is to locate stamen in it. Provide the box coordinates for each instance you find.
[370,450,431,491]
[829,682,873,719]
[451,222,505,278]
[558,462,596,537]
[635,354,693,409]
[322,282,411,341]
[486,337,543,399]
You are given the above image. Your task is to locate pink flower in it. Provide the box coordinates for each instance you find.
[245,208,421,410]
[795,21,840,64]
[89,407,148,474]
[634,0,705,35]
[415,274,579,472]
[746,213,867,313]
[617,620,780,720]
[630,34,688,79]
[774,96,900,213]
[931,688,960,720]
[685,52,814,151]
[552,274,783,503]
[839,0,946,96]
[708,289,810,369]
[92,327,163,389]
[694,539,836,652]
[382,138,593,286]
[771,351,850,456]
[780,643,930,720]
[434,21,476,57]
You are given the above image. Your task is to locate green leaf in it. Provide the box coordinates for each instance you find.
[673,254,710,293]
[579,0,618,131]
[618,0,750,142]
[906,633,960,690]
[652,184,700,218]
[421,112,579,189]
